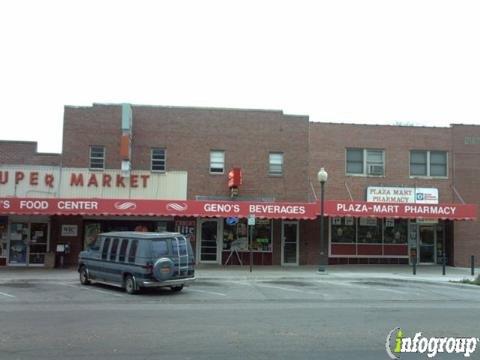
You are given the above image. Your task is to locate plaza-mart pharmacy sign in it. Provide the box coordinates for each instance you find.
[367,187,438,204]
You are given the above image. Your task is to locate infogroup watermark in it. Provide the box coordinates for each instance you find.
[385,328,479,359]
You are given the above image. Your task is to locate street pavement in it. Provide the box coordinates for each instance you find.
[0,265,479,359]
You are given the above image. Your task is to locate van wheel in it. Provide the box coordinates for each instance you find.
[124,275,138,295]
[171,285,184,292]
[79,267,91,285]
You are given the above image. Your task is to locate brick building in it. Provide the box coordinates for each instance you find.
[0,103,478,267]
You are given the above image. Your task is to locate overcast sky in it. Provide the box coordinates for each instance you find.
[1,0,479,153]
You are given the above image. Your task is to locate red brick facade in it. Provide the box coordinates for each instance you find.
[0,141,61,166]
[1,103,479,267]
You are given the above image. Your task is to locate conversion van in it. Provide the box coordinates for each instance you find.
[78,232,195,294]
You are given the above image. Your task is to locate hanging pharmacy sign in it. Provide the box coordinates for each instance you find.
[367,187,438,204]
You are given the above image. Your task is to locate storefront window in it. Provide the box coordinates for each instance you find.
[0,217,7,258]
[9,222,28,264]
[357,218,382,243]
[223,219,272,252]
[384,219,408,244]
[331,217,355,243]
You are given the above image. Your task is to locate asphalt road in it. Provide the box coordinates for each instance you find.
[1,277,480,360]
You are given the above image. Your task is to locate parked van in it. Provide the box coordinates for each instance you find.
[78,232,195,294]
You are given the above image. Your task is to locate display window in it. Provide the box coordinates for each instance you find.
[331,217,355,243]
[358,218,382,243]
[331,217,407,244]
[7,219,49,266]
[383,219,408,244]
[223,218,272,252]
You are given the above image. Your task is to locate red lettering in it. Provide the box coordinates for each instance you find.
[0,171,8,185]
[70,173,84,186]
[30,172,39,186]
[141,175,150,188]
[87,174,98,187]
[15,171,24,184]
[116,175,125,187]
[130,175,138,188]
[102,174,111,187]
[45,174,54,188]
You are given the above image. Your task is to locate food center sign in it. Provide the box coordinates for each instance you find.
[367,186,438,204]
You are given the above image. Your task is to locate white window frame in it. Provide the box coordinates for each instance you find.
[345,148,385,177]
[151,148,166,172]
[269,152,284,176]
[89,145,105,170]
[210,150,225,174]
[409,150,448,179]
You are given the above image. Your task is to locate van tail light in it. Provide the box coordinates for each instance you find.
[143,263,153,274]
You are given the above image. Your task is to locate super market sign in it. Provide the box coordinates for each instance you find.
[367,187,438,204]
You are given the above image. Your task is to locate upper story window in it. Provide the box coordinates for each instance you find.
[151,148,166,172]
[346,148,384,176]
[269,152,284,176]
[89,145,105,170]
[210,150,225,174]
[410,150,447,177]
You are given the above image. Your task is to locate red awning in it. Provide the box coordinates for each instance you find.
[324,200,477,221]
[0,197,318,220]
[0,198,476,221]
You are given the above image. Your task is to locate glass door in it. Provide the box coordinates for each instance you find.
[282,221,299,266]
[419,226,436,264]
[198,219,221,263]
[9,222,28,265]
[29,223,49,266]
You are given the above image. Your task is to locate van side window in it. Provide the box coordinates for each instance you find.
[118,239,128,262]
[110,238,119,261]
[128,240,138,263]
[152,239,169,258]
[101,238,111,260]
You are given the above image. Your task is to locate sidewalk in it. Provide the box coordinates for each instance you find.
[0,265,477,284]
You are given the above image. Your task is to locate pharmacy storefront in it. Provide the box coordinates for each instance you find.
[325,187,477,265]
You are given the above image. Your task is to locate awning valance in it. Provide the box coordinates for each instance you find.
[324,200,477,221]
[0,198,476,221]
[0,198,318,220]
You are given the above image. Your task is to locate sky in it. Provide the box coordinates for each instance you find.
[1,0,479,153]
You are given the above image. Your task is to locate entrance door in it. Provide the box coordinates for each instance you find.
[197,219,221,264]
[282,221,299,266]
[419,226,436,264]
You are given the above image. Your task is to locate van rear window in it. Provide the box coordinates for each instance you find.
[172,237,188,256]
[152,239,169,257]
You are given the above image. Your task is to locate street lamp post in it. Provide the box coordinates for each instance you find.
[317,167,328,272]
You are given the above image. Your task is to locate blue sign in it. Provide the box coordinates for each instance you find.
[226,217,239,225]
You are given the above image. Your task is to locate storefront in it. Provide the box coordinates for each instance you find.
[324,196,476,265]
[0,197,317,267]
[0,216,50,266]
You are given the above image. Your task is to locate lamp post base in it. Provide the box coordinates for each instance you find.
[317,266,327,273]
